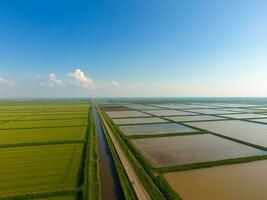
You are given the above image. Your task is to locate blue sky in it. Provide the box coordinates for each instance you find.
[0,0,267,97]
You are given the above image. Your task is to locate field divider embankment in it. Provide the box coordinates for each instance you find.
[127,131,207,139]
[97,106,152,200]
[0,188,81,200]
[158,154,267,173]
[0,140,85,149]
[0,125,87,130]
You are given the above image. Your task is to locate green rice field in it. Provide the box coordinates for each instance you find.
[0,100,91,199]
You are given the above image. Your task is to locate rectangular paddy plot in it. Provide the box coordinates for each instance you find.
[122,104,163,110]
[21,113,88,121]
[187,120,267,148]
[144,109,196,116]
[208,103,257,108]
[164,159,267,200]
[119,123,198,136]
[220,108,253,112]
[0,115,21,122]
[0,144,82,197]
[33,111,88,116]
[101,105,132,111]
[186,108,238,115]
[219,113,267,119]
[248,118,267,124]
[150,104,198,109]
[0,118,87,129]
[132,134,266,167]
[106,110,151,118]
[165,115,225,122]
[0,126,86,145]
[112,117,168,125]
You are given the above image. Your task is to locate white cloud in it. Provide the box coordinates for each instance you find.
[48,73,64,86]
[68,69,93,89]
[111,80,119,87]
[40,73,64,87]
[0,78,15,87]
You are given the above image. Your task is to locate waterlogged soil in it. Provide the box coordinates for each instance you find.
[132,134,266,167]
[187,120,267,148]
[119,123,198,136]
[164,159,267,200]
[113,117,168,125]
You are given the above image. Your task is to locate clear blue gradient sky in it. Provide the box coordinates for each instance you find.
[0,0,266,97]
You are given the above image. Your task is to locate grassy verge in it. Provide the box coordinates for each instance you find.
[0,140,85,149]
[0,188,80,200]
[97,107,137,200]
[99,107,181,200]
[127,131,206,139]
[78,106,101,200]
[86,106,101,200]
[158,154,267,173]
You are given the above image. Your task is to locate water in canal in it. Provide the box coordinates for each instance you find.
[93,106,124,200]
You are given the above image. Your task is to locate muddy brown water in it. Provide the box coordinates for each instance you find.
[164,159,267,200]
[132,134,266,167]
[93,106,124,200]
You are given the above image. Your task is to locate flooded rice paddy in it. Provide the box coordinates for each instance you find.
[164,159,267,200]
[150,104,198,109]
[101,105,132,111]
[165,115,225,122]
[186,108,238,115]
[132,134,266,167]
[119,123,198,136]
[112,117,168,125]
[122,104,163,110]
[219,113,267,119]
[144,109,197,116]
[106,110,151,118]
[187,120,267,148]
[101,99,267,200]
[248,118,267,124]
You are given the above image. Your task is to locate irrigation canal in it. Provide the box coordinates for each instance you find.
[93,105,124,200]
